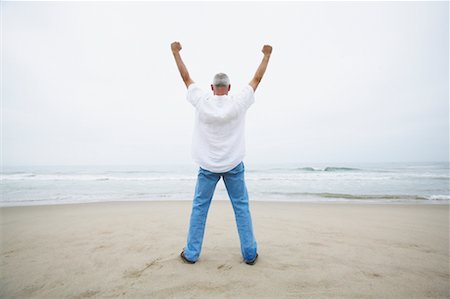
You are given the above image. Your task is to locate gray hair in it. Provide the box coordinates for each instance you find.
[212,73,230,87]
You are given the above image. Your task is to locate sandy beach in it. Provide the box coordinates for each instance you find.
[1,200,448,298]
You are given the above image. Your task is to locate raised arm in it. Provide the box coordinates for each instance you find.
[249,45,272,92]
[171,41,194,88]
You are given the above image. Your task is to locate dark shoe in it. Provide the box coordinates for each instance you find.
[180,250,196,264]
[245,253,258,265]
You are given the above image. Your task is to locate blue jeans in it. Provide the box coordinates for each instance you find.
[183,161,258,262]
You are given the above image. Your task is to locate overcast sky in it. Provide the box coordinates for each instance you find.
[3,1,449,166]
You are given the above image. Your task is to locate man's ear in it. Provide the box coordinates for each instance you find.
[211,84,214,91]
[228,84,231,91]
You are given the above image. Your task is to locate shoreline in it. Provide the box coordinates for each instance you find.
[1,197,449,208]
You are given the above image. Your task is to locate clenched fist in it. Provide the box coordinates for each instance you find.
[171,41,182,53]
[262,45,272,56]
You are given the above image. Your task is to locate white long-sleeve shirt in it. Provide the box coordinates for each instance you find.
[186,83,255,173]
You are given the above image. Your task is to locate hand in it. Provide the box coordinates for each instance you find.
[262,45,272,56]
[171,41,182,53]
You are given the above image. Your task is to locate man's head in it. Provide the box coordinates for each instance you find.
[211,73,231,96]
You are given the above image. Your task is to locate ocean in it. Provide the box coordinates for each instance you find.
[1,161,449,207]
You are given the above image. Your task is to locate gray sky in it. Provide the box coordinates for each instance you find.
[3,1,449,166]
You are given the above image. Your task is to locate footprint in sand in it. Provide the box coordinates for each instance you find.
[217,264,232,270]
[363,271,382,278]
[76,290,100,298]
[123,259,163,278]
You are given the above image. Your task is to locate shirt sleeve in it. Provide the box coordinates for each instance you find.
[186,83,207,108]
[234,84,255,111]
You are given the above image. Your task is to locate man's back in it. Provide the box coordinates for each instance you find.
[186,83,255,173]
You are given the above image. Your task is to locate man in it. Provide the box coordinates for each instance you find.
[171,41,272,265]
